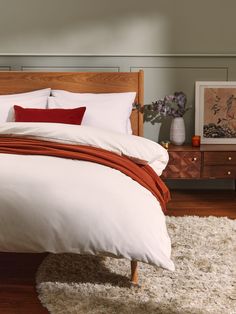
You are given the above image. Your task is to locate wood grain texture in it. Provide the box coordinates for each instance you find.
[166,190,236,219]
[202,166,236,178]
[203,152,236,165]
[162,151,201,179]
[0,71,144,136]
[167,145,200,152]
[201,144,236,152]
[130,261,138,285]
[0,253,48,314]
[0,72,139,94]
[137,69,144,136]
[163,145,236,182]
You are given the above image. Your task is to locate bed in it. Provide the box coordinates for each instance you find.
[0,71,174,285]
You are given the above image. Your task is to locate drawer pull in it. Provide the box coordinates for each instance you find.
[192,157,197,161]
[228,156,232,161]
[227,171,231,175]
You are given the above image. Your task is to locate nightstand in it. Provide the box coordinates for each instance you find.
[201,145,236,180]
[162,144,236,188]
[162,144,236,218]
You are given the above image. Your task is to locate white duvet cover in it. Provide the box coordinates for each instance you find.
[0,123,174,271]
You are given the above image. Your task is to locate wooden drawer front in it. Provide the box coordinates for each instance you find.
[204,152,236,165]
[202,166,236,178]
[162,151,201,179]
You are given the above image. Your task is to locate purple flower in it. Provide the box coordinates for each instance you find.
[140,91,190,124]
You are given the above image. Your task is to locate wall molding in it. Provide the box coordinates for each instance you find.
[1,53,236,57]
[21,66,120,71]
[131,66,229,80]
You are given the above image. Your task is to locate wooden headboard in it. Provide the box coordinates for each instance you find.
[0,71,144,136]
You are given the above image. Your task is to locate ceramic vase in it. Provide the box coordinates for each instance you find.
[170,117,185,145]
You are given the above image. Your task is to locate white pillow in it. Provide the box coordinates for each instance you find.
[49,91,136,134]
[0,89,51,123]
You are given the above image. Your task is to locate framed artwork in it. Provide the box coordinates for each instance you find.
[195,81,236,144]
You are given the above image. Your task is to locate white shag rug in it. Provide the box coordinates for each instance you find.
[36,216,236,314]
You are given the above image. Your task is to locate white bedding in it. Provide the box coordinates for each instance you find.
[0,123,174,271]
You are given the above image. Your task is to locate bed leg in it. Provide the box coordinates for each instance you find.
[131,260,138,285]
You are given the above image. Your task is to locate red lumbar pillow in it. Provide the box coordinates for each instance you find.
[14,105,86,125]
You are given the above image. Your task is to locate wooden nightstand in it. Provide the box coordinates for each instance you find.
[162,144,236,187]
[162,144,236,218]
[162,145,201,179]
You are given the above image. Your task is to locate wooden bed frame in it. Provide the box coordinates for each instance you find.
[0,70,144,285]
[0,71,144,136]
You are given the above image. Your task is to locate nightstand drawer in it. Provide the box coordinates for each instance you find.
[162,151,201,179]
[202,166,236,178]
[204,152,236,165]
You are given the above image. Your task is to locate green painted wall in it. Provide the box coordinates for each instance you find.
[0,0,235,54]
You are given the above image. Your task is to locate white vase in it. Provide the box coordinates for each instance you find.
[170,117,185,145]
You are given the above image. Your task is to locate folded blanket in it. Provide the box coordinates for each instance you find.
[0,136,170,212]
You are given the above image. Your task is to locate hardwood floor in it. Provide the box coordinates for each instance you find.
[166,189,236,219]
[0,253,48,314]
[0,189,235,314]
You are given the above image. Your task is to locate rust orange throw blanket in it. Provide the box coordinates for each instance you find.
[0,137,170,212]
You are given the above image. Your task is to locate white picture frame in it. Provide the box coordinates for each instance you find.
[195,81,236,144]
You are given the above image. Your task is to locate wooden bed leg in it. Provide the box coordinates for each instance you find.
[131,260,138,285]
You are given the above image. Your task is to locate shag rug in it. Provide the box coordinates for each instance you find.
[36,216,236,314]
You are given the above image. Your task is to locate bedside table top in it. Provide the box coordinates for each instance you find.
[167,144,199,152]
[200,144,236,151]
[166,144,236,152]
